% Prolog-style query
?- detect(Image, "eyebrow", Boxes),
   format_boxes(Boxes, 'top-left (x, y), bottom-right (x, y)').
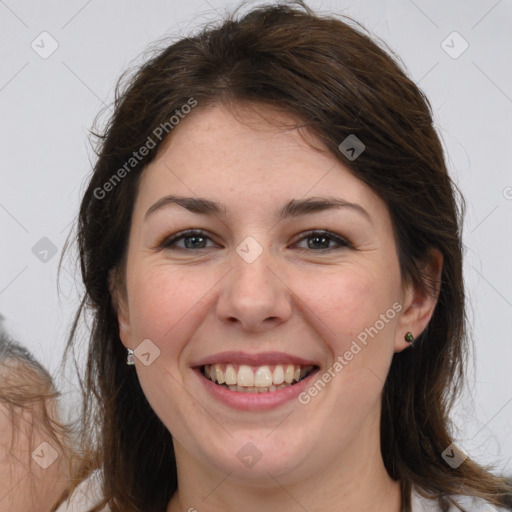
top-left (144, 195), bottom-right (371, 223)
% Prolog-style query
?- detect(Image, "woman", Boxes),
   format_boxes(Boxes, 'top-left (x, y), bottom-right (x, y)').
top-left (59, 1), bottom-right (512, 511)
top-left (0, 318), bottom-right (71, 512)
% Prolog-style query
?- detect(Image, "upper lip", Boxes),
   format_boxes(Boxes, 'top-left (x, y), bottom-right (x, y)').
top-left (191, 351), bottom-right (319, 368)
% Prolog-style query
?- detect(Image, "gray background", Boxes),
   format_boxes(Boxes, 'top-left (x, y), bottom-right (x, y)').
top-left (0, 0), bottom-right (511, 474)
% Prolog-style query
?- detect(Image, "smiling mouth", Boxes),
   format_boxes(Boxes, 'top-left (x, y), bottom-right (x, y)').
top-left (200, 363), bottom-right (317, 393)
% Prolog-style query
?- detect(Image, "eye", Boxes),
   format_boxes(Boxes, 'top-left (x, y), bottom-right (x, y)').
top-left (159, 229), bottom-right (217, 250)
top-left (293, 230), bottom-right (352, 252)
top-left (159, 229), bottom-right (352, 252)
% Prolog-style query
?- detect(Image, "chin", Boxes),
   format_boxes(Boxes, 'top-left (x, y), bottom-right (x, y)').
top-left (200, 434), bottom-right (312, 482)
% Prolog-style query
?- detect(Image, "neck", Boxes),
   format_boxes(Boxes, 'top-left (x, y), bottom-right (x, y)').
top-left (167, 410), bottom-right (401, 512)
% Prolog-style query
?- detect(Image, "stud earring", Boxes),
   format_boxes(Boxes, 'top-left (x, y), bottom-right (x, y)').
top-left (126, 348), bottom-right (135, 365)
top-left (404, 332), bottom-right (415, 345)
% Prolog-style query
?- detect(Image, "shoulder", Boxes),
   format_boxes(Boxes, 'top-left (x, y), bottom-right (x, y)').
top-left (411, 486), bottom-right (508, 512)
top-left (55, 471), bottom-right (110, 512)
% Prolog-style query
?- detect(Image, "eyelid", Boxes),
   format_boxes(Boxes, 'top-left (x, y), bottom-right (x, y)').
top-left (292, 229), bottom-right (353, 250)
top-left (157, 228), bottom-right (353, 251)
top-left (157, 229), bottom-right (218, 249)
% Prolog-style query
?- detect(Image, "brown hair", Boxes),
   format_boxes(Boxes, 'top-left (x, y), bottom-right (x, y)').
top-left (0, 326), bottom-right (73, 511)
top-left (63, 1), bottom-right (512, 511)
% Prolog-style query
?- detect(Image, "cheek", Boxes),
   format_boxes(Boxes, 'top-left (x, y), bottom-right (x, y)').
top-left (128, 270), bottom-right (178, 338)
top-left (297, 263), bottom-right (401, 345)
top-left (125, 263), bottom-right (217, 354)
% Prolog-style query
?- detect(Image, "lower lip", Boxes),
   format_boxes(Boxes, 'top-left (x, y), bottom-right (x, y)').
top-left (193, 367), bottom-right (320, 411)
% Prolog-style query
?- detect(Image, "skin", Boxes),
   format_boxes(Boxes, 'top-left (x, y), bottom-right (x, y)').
top-left (114, 102), bottom-right (442, 512)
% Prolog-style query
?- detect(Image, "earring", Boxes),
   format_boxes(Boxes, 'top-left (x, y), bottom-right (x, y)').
top-left (404, 332), bottom-right (415, 345)
top-left (126, 348), bottom-right (135, 365)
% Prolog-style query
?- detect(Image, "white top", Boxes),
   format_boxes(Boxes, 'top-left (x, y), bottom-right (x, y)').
top-left (410, 488), bottom-right (507, 511)
top-left (56, 472), bottom-right (507, 512)
top-left (55, 471), bottom-right (108, 512)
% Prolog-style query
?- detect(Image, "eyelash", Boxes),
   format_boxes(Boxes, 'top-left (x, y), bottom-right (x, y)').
top-left (159, 229), bottom-right (352, 252)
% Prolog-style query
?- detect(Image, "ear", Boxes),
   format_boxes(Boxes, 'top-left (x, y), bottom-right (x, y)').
top-left (394, 248), bottom-right (443, 353)
top-left (108, 267), bottom-right (132, 349)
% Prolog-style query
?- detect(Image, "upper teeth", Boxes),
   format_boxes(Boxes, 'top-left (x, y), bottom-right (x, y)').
top-left (203, 363), bottom-right (313, 387)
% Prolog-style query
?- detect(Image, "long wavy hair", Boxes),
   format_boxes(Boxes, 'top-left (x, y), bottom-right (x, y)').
top-left (62, 1), bottom-right (512, 511)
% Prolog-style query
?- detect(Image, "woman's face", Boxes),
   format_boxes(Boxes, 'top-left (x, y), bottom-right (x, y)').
top-left (115, 102), bottom-right (431, 485)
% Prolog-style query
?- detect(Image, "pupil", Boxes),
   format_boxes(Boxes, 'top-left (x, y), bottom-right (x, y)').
top-left (309, 236), bottom-right (329, 249)
top-left (185, 236), bottom-right (205, 249)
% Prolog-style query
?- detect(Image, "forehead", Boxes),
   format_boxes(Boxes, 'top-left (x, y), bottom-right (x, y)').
top-left (134, 102), bottom-right (384, 219)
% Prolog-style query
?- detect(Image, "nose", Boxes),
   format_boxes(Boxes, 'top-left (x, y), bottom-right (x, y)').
top-left (215, 245), bottom-right (292, 332)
